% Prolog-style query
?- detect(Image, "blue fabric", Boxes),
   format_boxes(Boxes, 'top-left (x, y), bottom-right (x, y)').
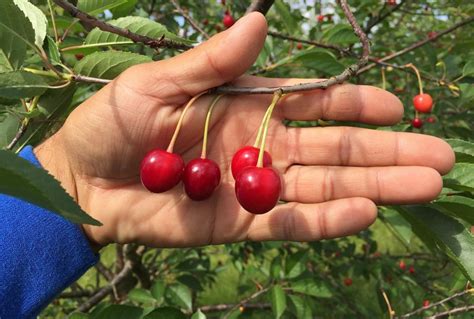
top-left (0, 146), bottom-right (98, 319)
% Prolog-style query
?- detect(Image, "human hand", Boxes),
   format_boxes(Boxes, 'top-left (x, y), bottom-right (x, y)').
top-left (35, 13), bottom-right (454, 249)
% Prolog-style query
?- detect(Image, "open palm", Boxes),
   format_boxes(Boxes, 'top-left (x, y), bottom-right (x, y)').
top-left (36, 13), bottom-right (454, 249)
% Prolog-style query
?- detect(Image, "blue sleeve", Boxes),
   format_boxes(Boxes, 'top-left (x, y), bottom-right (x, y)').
top-left (0, 146), bottom-right (99, 319)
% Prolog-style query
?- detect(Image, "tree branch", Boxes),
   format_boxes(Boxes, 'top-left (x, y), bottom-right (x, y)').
top-left (426, 305), bottom-right (474, 319)
top-left (267, 31), bottom-right (350, 55)
top-left (364, 0), bottom-right (407, 33)
top-left (246, 0), bottom-right (275, 15)
top-left (214, 0), bottom-right (370, 95)
top-left (53, 0), bottom-right (191, 50)
top-left (170, 0), bottom-right (209, 39)
top-left (358, 16), bottom-right (474, 74)
top-left (200, 302), bottom-right (271, 313)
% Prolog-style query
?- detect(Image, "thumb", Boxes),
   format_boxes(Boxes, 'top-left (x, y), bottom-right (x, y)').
top-left (129, 12), bottom-right (268, 97)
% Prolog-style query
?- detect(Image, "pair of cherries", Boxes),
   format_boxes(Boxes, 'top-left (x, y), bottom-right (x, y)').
top-left (140, 145), bottom-right (280, 214)
top-left (411, 93), bottom-right (433, 128)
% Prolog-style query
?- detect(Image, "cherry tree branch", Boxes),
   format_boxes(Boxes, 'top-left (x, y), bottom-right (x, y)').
top-left (170, 0), bottom-right (209, 39)
top-left (53, 0), bottom-right (191, 50)
top-left (358, 16), bottom-right (474, 74)
top-left (267, 31), bottom-right (350, 55)
top-left (214, 0), bottom-right (370, 95)
top-left (427, 305), bottom-right (474, 319)
top-left (246, 0), bottom-right (275, 15)
top-left (364, 0), bottom-right (407, 33)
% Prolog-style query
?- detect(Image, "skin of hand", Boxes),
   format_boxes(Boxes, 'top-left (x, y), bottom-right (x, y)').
top-left (34, 12), bottom-right (455, 249)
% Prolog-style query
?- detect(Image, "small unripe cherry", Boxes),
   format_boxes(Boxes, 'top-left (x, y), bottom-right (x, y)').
top-left (223, 13), bottom-right (235, 28)
top-left (412, 118), bottom-right (423, 129)
top-left (413, 93), bottom-right (433, 113)
top-left (231, 146), bottom-right (272, 179)
top-left (140, 149), bottom-right (184, 193)
top-left (235, 166), bottom-right (281, 214)
top-left (183, 158), bottom-right (221, 201)
top-left (344, 278), bottom-right (353, 286)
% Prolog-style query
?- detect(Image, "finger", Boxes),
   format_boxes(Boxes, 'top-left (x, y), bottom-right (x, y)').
top-left (246, 198), bottom-right (377, 242)
top-left (283, 126), bottom-right (455, 174)
top-left (282, 166), bottom-right (442, 204)
top-left (234, 77), bottom-right (404, 125)
top-left (124, 12), bottom-right (267, 99)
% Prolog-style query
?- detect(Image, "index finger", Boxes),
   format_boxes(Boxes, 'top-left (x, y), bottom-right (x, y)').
top-left (234, 77), bottom-right (404, 125)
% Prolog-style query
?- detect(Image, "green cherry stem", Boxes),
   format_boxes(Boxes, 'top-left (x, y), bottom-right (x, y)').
top-left (257, 91), bottom-right (284, 167)
top-left (167, 91), bottom-right (207, 153)
top-left (201, 95), bottom-right (223, 159)
top-left (253, 103), bottom-right (273, 148)
top-left (405, 63), bottom-right (423, 95)
top-left (381, 67), bottom-right (386, 91)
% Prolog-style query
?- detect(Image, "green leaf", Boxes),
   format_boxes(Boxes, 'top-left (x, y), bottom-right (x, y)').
top-left (443, 163), bottom-right (474, 192)
top-left (462, 60), bottom-right (474, 77)
top-left (69, 313), bottom-right (90, 319)
top-left (46, 36), bottom-right (61, 66)
top-left (0, 0), bottom-right (36, 69)
top-left (0, 49), bottom-right (14, 73)
top-left (77, 0), bottom-right (128, 16)
top-left (285, 250), bottom-right (306, 278)
top-left (128, 288), bottom-right (156, 304)
top-left (143, 307), bottom-right (186, 319)
top-left (110, 0), bottom-right (138, 18)
top-left (323, 24), bottom-right (359, 45)
top-left (274, 0), bottom-right (298, 33)
top-left (288, 295), bottom-right (312, 319)
top-left (291, 279), bottom-right (332, 298)
top-left (13, 0), bottom-right (47, 47)
top-left (73, 51), bottom-right (151, 79)
top-left (191, 309), bottom-right (206, 319)
top-left (0, 150), bottom-right (101, 225)
top-left (398, 206), bottom-right (474, 281)
top-left (0, 71), bottom-right (50, 99)
top-left (445, 139), bottom-right (474, 163)
top-left (167, 283), bottom-right (192, 311)
top-left (0, 105), bottom-right (21, 148)
top-left (434, 196), bottom-right (474, 225)
top-left (270, 285), bottom-right (287, 319)
top-left (293, 48), bottom-right (346, 75)
top-left (151, 280), bottom-right (166, 300)
top-left (84, 16), bottom-right (193, 48)
top-left (92, 305), bottom-right (143, 319)
top-left (379, 206), bottom-right (412, 247)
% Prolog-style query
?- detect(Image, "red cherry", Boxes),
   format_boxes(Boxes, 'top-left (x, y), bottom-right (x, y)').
top-left (296, 42), bottom-right (303, 50)
top-left (231, 146), bottom-right (272, 179)
top-left (399, 260), bottom-right (406, 271)
top-left (409, 265), bottom-right (415, 274)
top-left (423, 300), bottom-right (430, 307)
top-left (235, 167), bottom-right (281, 214)
top-left (317, 15), bottom-right (324, 22)
top-left (427, 116), bottom-right (436, 123)
top-left (223, 13), bottom-right (235, 28)
top-left (413, 93), bottom-right (433, 113)
top-left (412, 118), bottom-right (423, 129)
top-left (183, 158), bottom-right (221, 201)
top-left (140, 149), bottom-right (184, 193)
top-left (75, 53), bottom-right (84, 60)
top-left (428, 31), bottom-right (437, 39)
top-left (344, 278), bottom-right (353, 286)
top-left (202, 18), bottom-right (209, 26)
top-left (387, 0), bottom-right (396, 5)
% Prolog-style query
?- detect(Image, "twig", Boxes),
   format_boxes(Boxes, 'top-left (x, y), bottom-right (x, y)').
top-left (364, 0), bottom-right (407, 33)
top-left (426, 305), bottom-right (474, 319)
top-left (267, 31), bottom-right (350, 55)
top-left (95, 261), bottom-right (114, 281)
top-left (246, 0), bottom-right (275, 15)
top-left (59, 290), bottom-right (94, 299)
top-left (214, 0), bottom-right (369, 95)
top-left (170, 0), bottom-right (209, 39)
top-left (6, 119), bottom-right (29, 150)
top-left (222, 286), bottom-right (271, 319)
top-left (358, 16), bottom-right (474, 74)
top-left (382, 289), bottom-right (396, 319)
top-left (398, 289), bottom-right (474, 318)
top-left (53, 0), bottom-right (191, 50)
top-left (200, 303), bottom-right (271, 313)
top-left (73, 74), bottom-right (111, 84)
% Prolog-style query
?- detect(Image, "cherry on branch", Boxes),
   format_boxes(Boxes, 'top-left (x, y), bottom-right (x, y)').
top-left (413, 94), bottom-right (433, 113)
top-left (140, 149), bottom-right (185, 193)
top-left (183, 158), bottom-right (221, 201)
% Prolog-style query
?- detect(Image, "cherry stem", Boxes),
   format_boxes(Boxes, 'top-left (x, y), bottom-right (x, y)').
top-left (257, 91), bottom-right (283, 167)
top-left (405, 63), bottom-right (423, 95)
top-left (381, 67), bottom-right (386, 91)
top-left (167, 91), bottom-right (207, 153)
top-left (253, 103), bottom-right (273, 148)
top-left (201, 95), bottom-right (223, 159)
